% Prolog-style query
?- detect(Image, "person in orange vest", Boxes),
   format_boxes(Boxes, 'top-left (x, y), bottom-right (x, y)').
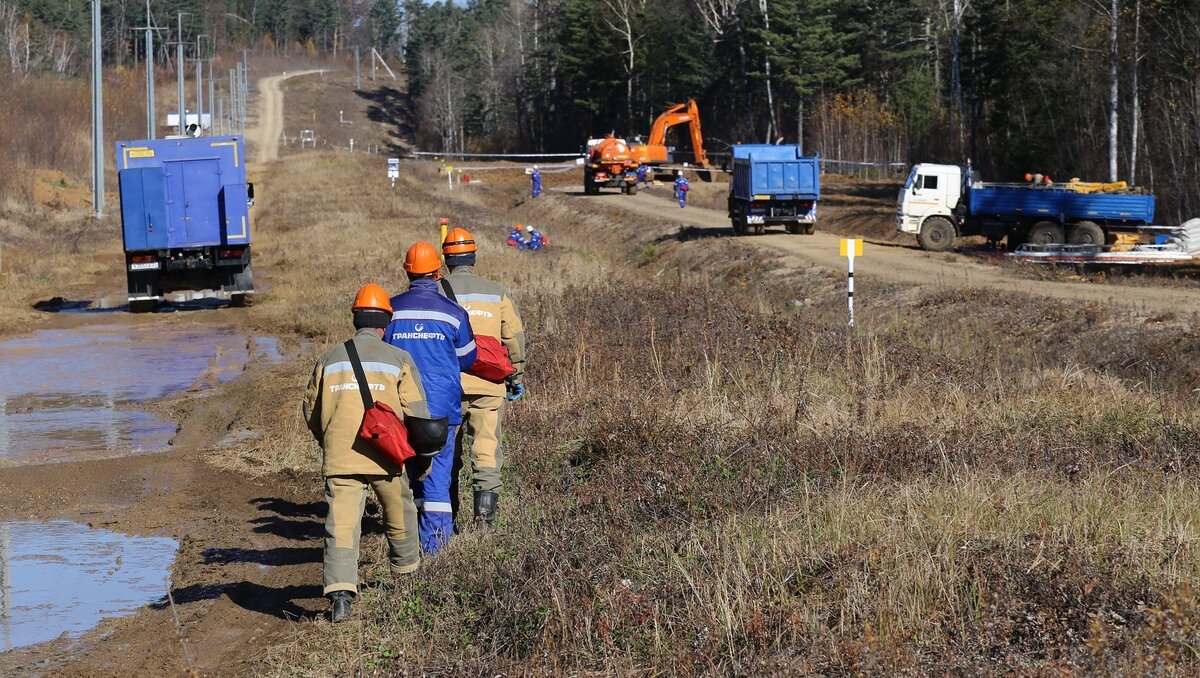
top-left (441, 227), bottom-right (526, 526)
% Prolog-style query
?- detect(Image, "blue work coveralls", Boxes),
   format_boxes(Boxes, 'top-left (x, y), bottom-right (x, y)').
top-left (385, 278), bottom-right (477, 553)
top-left (530, 169), bottom-right (543, 198)
top-left (674, 176), bottom-right (690, 207)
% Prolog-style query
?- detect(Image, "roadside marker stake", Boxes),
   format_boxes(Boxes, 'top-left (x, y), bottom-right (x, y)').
top-left (387, 158), bottom-right (399, 189)
top-left (840, 238), bottom-right (863, 326)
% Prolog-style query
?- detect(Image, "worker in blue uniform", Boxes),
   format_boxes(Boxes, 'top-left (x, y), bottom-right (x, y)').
top-left (674, 170), bottom-right (690, 208)
top-left (385, 241), bottom-right (477, 553)
top-left (530, 166), bottom-right (543, 198)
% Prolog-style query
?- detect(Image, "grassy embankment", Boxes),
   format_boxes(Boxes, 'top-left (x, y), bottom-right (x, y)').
top-left (217, 150), bottom-right (1199, 674)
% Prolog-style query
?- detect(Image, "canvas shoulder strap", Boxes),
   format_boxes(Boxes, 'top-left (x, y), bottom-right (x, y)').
top-left (343, 339), bottom-right (374, 410)
top-left (440, 278), bottom-right (458, 303)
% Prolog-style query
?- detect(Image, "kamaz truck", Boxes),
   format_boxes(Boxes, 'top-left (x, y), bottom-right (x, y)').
top-left (727, 145), bottom-right (820, 235)
top-left (897, 163), bottom-right (1156, 251)
top-left (583, 136), bottom-right (641, 195)
top-left (115, 136), bottom-right (254, 311)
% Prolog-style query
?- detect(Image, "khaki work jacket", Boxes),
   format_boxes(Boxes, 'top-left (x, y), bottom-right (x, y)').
top-left (444, 267), bottom-right (526, 397)
top-left (303, 328), bottom-right (431, 476)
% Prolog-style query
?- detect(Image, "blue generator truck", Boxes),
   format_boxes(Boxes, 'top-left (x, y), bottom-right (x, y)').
top-left (727, 144), bottom-right (820, 235)
top-left (115, 136), bottom-right (254, 311)
top-left (897, 163), bottom-right (1156, 251)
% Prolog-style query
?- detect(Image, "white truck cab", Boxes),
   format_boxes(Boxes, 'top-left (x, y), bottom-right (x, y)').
top-left (896, 163), bottom-right (964, 251)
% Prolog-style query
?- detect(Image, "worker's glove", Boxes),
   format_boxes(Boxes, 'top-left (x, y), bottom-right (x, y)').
top-left (506, 377), bottom-right (525, 401)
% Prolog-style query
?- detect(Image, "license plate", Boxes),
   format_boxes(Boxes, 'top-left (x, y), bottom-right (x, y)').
top-left (129, 262), bottom-right (160, 271)
top-left (747, 215), bottom-right (765, 224)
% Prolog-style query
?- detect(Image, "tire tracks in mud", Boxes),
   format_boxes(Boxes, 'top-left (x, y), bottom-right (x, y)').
top-left (577, 187), bottom-right (1200, 316)
top-left (0, 351), bottom-right (325, 677)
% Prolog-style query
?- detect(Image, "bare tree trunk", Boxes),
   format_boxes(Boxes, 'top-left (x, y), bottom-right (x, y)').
top-left (1129, 0), bottom-right (1141, 184)
top-left (1108, 0), bottom-right (1119, 181)
top-left (760, 0), bottom-right (777, 142)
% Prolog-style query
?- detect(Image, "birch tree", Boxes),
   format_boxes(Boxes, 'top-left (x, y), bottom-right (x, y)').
top-left (601, 0), bottom-right (647, 124)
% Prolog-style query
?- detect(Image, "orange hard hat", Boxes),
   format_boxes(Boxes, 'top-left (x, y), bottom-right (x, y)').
top-left (352, 283), bottom-right (392, 313)
top-left (1024, 173), bottom-right (1033, 182)
top-left (404, 241), bottom-right (442, 276)
top-left (442, 227), bottom-right (477, 255)
top-left (438, 217), bottom-right (450, 226)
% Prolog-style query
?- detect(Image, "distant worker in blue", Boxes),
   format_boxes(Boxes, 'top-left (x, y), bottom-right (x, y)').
top-left (385, 241), bottom-right (477, 554)
top-left (674, 170), bottom-right (690, 208)
top-left (636, 163), bottom-right (649, 187)
top-left (529, 165), bottom-right (543, 198)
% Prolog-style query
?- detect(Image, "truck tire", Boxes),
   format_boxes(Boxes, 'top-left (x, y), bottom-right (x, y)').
top-left (753, 223), bottom-right (765, 236)
top-left (917, 216), bottom-right (955, 252)
top-left (1067, 221), bottom-right (1104, 245)
top-left (731, 217), bottom-right (746, 236)
top-left (129, 299), bottom-right (157, 313)
top-left (786, 222), bottom-right (801, 234)
top-left (804, 223), bottom-right (815, 235)
top-left (628, 184), bottom-right (637, 196)
top-left (1028, 221), bottom-right (1065, 245)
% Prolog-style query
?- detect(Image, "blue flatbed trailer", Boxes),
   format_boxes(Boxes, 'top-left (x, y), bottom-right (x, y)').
top-left (967, 184), bottom-right (1155, 226)
top-left (727, 144), bottom-right (820, 235)
top-left (115, 136), bottom-right (254, 311)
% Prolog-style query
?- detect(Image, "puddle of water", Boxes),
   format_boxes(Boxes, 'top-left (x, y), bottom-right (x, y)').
top-left (0, 324), bottom-right (276, 466)
top-left (0, 520), bottom-right (178, 652)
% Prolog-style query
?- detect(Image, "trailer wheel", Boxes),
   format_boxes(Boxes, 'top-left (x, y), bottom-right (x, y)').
top-left (1028, 221), bottom-right (1065, 245)
top-left (786, 223), bottom-right (801, 234)
top-left (917, 216), bottom-right (955, 252)
top-left (628, 184), bottom-right (637, 196)
top-left (804, 223), bottom-right (815, 235)
top-left (1067, 221), bottom-right (1104, 245)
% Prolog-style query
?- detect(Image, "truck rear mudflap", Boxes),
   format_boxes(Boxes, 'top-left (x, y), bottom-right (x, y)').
top-left (125, 246), bottom-right (254, 310)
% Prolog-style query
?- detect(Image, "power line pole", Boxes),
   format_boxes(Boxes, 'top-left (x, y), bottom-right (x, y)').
top-left (193, 35), bottom-right (208, 132)
top-left (130, 23), bottom-right (166, 139)
top-left (175, 12), bottom-right (190, 135)
top-left (91, 0), bottom-right (103, 219)
top-left (355, 46), bottom-right (361, 90)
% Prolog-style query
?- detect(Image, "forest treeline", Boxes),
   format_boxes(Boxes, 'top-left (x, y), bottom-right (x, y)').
top-left (1, 0), bottom-right (1197, 219)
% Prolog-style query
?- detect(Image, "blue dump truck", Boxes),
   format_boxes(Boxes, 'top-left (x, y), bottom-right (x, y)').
top-left (115, 136), bottom-right (254, 311)
top-left (727, 144), bottom-right (820, 235)
top-left (897, 163), bottom-right (1156, 251)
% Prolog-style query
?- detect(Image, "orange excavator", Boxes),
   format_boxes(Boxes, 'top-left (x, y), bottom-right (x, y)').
top-left (631, 100), bottom-right (711, 168)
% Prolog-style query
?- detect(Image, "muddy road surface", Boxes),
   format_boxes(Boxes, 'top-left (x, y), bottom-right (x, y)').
top-left (0, 308), bottom-right (324, 677)
top-left (572, 184), bottom-right (1200, 315)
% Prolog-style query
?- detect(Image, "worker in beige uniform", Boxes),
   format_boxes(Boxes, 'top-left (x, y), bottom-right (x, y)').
top-left (302, 283), bottom-right (448, 622)
top-left (441, 227), bottom-right (526, 526)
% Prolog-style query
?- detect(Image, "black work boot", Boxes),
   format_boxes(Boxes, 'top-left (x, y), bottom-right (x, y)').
top-left (328, 591), bottom-right (353, 623)
top-left (473, 490), bottom-right (499, 528)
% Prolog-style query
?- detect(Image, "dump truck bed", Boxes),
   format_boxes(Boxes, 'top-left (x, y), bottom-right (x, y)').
top-left (731, 145), bottom-right (820, 201)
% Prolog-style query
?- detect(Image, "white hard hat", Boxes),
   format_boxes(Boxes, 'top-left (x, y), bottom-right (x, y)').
top-left (525, 225), bottom-right (534, 232)
top-left (676, 170), bottom-right (683, 176)
top-left (533, 164), bottom-right (538, 170)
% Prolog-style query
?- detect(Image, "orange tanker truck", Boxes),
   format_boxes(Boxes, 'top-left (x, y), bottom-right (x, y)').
top-left (583, 136), bottom-right (641, 195)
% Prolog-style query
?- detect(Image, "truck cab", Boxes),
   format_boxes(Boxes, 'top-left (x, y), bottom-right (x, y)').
top-left (896, 163), bottom-right (964, 251)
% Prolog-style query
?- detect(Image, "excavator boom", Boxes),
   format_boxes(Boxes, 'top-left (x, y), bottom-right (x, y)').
top-left (633, 99), bottom-right (710, 168)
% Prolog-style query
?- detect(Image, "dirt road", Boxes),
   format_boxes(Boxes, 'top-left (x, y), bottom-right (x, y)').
top-left (248, 70), bottom-right (323, 163)
top-left (585, 187), bottom-right (1200, 315)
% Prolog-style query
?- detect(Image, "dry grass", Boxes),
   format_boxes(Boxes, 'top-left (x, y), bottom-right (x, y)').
top-left (209, 148), bottom-right (1200, 675)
